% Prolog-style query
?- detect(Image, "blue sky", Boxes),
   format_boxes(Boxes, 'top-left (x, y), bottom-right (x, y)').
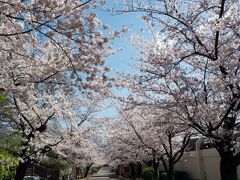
top-left (96, 8), bottom-right (149, 73)
top-left (93, 7), bottom-right (149, 118)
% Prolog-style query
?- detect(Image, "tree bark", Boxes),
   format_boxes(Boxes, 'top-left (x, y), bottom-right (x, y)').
top-left (153, 160), bottom-right (159, 179)
top-left (136, 162), bottom-right (142, 178)
top-left (167, 161), bottom-right (174, 180)
top-left (14, 161), bottom-right (29, 180)
top-left (220, 159), bottom-right (238, 180)
top-left (215, 135), bottom-right (239, 180)
top-left (84, 163), bottom-right (93, 178)
top-left (129, 162), bottom-right (136, 178)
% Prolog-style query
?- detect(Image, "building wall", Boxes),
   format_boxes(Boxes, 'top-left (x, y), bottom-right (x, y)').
top-left (175, 151), bottom-right (201, 180)
top-left (160, 148), bottom-right (240, 180)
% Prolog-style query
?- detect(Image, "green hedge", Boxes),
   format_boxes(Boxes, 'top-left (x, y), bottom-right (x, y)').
top-left (142, 167), bottom-right (155, 180)
top-left (0, 151), bottom-right (18, 180)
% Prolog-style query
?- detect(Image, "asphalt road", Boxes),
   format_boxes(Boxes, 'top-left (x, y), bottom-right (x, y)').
top-left (86, 166), bottom-right (119, 180)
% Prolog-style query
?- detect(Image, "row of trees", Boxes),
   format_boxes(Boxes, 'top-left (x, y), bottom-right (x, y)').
top-left (104, 106), bottom-right (191, 180)
top-left (0, 1), bottom-right (239, 180)
top-left (0, 0), bottom-right (113, 179)
top-left (104, 1), bottom-right (240, 180)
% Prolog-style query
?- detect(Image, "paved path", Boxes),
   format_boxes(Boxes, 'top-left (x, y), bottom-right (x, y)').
top-left (87, 166), bottom-right (119, 180)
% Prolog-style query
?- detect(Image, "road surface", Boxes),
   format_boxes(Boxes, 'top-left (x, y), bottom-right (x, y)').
top-left (87, 166), bottom-right (119, 180)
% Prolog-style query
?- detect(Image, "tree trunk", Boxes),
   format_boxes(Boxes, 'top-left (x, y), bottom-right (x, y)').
top-left (129, 162), bottom-right (136, 178)
top-left (84, 163), bottom-right (93, 178)
top-left (14, 161), bottom-right (29, 180)
top-left (167, 162), bottom-right (174, 180)
top-left (220, 159), bottom-right (238, 180)
top-left (136, 162), bottom-right (142, 178)
top-left (215, 137), bottom-right (239, 180)
top-left (153, 160), bottom-right (159, 179)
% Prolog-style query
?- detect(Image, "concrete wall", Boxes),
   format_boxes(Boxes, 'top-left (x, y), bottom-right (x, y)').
top-left (160, 148), bottom-right (240, 180)
top-left (175, 151), bottom-right (201, 180)
top-left (175, 149), bottom-right (221, 180)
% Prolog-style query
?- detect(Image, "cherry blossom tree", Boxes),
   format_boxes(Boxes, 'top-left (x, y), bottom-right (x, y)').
top-left (118, 0), bottom-right (240, 180)
top-left (55, 99), bottom-right (110, 178)
top-left (56, 125), bottom-right (106, 178)
top-left (0, 1), bottom-right (115, 179)
top-left (104, 118), bottom-right (150, 166)
top-left (1, 86), bottom-right (110, 180)
top-left (104, 106), bottom-right (191, 180)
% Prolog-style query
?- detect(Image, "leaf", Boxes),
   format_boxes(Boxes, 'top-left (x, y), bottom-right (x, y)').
top-left (0, 93), bottom-right (7, 104)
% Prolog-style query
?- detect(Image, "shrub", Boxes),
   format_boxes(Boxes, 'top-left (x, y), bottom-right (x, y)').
top-left (142, 167), bottom-right (155, 180)
top-left (0, 151), bottom-right (18, 180)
